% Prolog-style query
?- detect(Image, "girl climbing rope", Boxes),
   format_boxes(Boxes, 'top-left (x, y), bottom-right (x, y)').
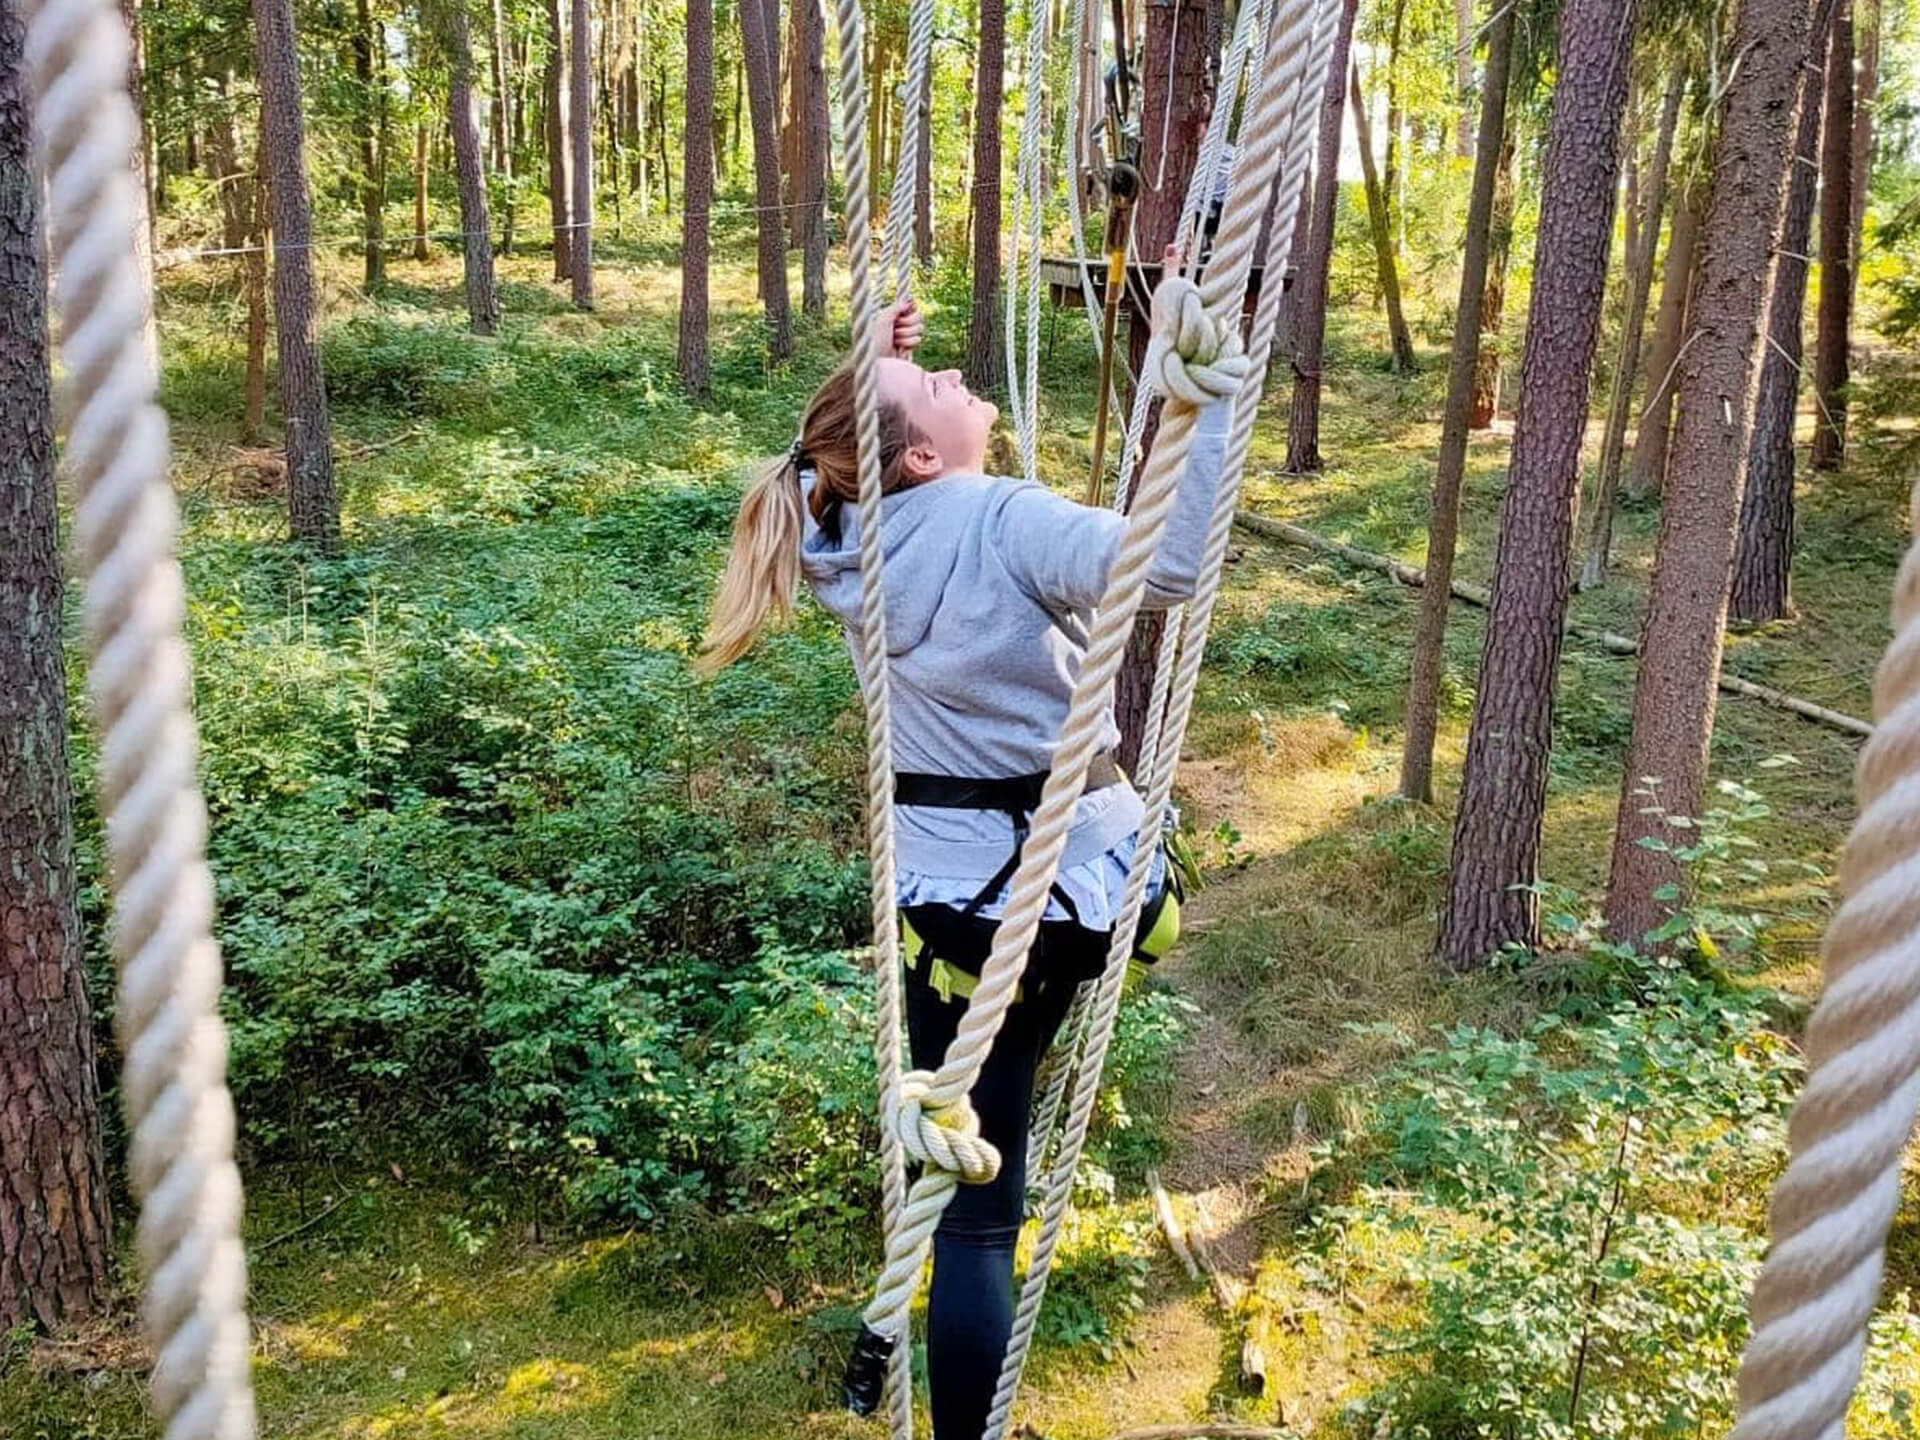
top-left (699, 273), bottom-right (1221, 1440)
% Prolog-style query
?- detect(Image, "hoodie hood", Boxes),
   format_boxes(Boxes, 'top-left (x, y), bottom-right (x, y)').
top-left (799, 471), bottom-right (979, 657)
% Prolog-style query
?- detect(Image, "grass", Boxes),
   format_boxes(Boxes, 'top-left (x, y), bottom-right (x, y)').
top-left (6, 227), bottom-right (1918, 1439)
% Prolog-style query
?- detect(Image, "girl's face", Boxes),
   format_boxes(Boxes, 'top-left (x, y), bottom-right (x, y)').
top-left (878, 358), bottom-right (998, 477)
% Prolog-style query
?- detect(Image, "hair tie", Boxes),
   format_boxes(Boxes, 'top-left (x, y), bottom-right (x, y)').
top-left (788, 438), bottom-right (807, 470)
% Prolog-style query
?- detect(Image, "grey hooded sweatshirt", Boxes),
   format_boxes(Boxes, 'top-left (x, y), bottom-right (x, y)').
top-left (799, 401), bottom-right (1231, 887)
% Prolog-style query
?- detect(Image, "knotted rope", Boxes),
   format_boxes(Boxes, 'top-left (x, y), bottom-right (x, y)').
top-left (1730, 478), bottom-right (1920, 1440)
top-left (23, 0), bottom-right (256, 1435)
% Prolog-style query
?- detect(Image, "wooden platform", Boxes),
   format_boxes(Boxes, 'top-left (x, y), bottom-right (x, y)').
top-left (1039, 256), bottom-right (1284, 318)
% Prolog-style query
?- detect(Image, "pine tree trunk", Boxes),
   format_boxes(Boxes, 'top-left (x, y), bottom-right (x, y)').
top-left (1809, 0), bottom-right (1852, 470)
top-left (546, 0), bottom-right (573, 277)
top-left (739, 0), bottom-right (792, 356)
top-left (679, 0), bottom-right (713, 392)
top-left (1350, 61), bottom-right (1415, 373)
top-left (0, 9), bottom-right (116, 1331)
top-left (799, 0), bottom-right (827, 316)
top-left (1732, 4), bottom-right (1832, 623)
top-left (1383, 0), bottom-right (1405, 245)
top-left (255, 0), bottom-right (340, 550)
top-left (120, 0), bottom-right (154, 257)
top-left (914, 54), bottom-right (933, 263)
top-left (1113, 0), bottom-right (1224, 776)
top-left (1399, 0), bottom-right (1515, 805)
top-left (1468, 131), bottom-right (1514, 427)
top-left (245, 132), bottom-right (269, 444)
top-left (784, 0), bottom-right (803, 231)
top-left (491, 0), bottom-right (516, 253)
top-left (1285, 0), bottom-right (1361, 473)
top-left (445, 6), bottom-right (501, 334)
top-left (1625, 173), bottom-right (1703, 499)
top-left (1580, 69), bottom-right (1686, 588)
top-left (1603, 0), bottom-right (1823, 946)
top-left (569, 0), bottom-right (594, 305)
top-left (1436, 0), bottom-right (1637, 972)
top-left (966, 0), bottom-right (1006, 387)
top-left (351, 0), bottom-right (386, 288)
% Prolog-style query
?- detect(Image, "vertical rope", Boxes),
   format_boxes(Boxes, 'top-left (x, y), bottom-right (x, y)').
top-left (828, 0), bottom-right (913, 1429)
top-left (985, 3), bottom-right (1332, 1432)
top-left (23, 0), bottom-right (257, 1436)
top-left (1729, 479), bottom-right (1920, 1440)
top-left (885, 0), bottom-right (935, 298)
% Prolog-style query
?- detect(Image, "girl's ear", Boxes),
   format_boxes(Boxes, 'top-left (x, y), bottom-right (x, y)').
top-left (903, 443), bottom-right (944, 482)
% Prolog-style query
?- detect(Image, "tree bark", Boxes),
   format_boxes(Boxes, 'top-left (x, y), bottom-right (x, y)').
top-left (350, 0), bottom-right (386, 289)
top-left (914, 48), bottom-right (933, 264)
top-left (444, 5), bottom-right (501, 334)
top-left (1436, 0), bottom-right (1637, 972)
top-left (569, 0), bottom-right (594, 305)
top-left (1350, 61), bottom-right (1416, 373)
top-left (1285, 0), bottom-right (1361, 472)
top-left (738, 0), bottom-right (793, 357)
top-left (1114, 0), bottom-right (1225, 776)
top-left (1809, 0), bottom-right (1853, 470)
top-left (798, 0), bottom-right (827, 317)
top-left (1468, 128), bottom-right (1514, 428)
top-left (1383, 0), bottom-right (1406, 249)
top-left (545, 0), bottom-right (573, 278)
top-left (1732, 4), bottom-right (1833, 623)
top-left (0, 5), bottom-right (116, 1330)
top-left (678, 0), bottom-right (713, 392)
top-left (1580, 68), bottom-right (1686, 588)
top-left (255, 0), bottom-right (340, 550)
top-left (1625, 171), bottom-right (1703, 499)
top-left (967, 0), bottom-right (1006, 387)
top-left (491, 0), bottom-right (516, 253)
top-left (1399, 0), bottom-right (1516, 805)
top-left (1604, 0), bottom-right (1823, 946)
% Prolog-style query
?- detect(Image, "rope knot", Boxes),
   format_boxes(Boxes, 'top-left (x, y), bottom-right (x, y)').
top-left (1143, 274), bottom-right (1250, 408)
top-left (893, 1072), bottom-right (1001, 1184)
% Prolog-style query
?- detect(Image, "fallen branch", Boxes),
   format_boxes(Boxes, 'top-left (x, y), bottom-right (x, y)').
top-left (1146, 1168), bottom-right (1201, 1282)
top-left (1232, 511), bottom-right (1873, 740)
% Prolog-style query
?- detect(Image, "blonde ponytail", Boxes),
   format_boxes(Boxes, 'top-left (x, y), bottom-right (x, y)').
top-left (698, 455), bottom-right (806, 674)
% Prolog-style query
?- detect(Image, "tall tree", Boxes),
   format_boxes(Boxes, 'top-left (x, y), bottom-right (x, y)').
top-left (679, 0), bottom-right (714, 392)
top-left (966, 0), bottom-right (1006, 386)
top-left (255, 0), bottom-right (340, 549)
top-left (797, 0), bottom-right (828, 313)
top-left (490, 0), bottom-right (516, 252)
top-left (1436, 0), bottom-right (1637, 971)
top-left (412, 117), bottom-right (431, 260)
top-left (1351, 60), bottom-right (1416, 373)
top-left (1732, 0), bottom-right (1833, 622)
top-left (1604, 0), bottom-right (1824, 944)
top-left (1848, 0), bottom-right (1877, 308)
top-left (569, 0), bottom-right (593, 305)
top-left (1113, 0), bottom-right (1224, 775)
top-left (0, 0), bottom-right (115, 1330)
top-left (244, 129), bottom-right (269, 442)
top-left (545, 0), bottom-right (572, 278)
top-left (1399, 0), bottom-right (1517, 805)
top-left (1468, 129), bottom-right (1515, 427)
top-left (1624, 171), bottom-right (1703, 499)
top-left (444, 1), bottom-right (501, 334)
top-left (1285, 0), bottom-right (1362, 472)
top-left (738, 0), bottom-right (793, 356)
top-left (1809, 0), bottom-right (1853, 470)
top-left (1455, 0), bottom-right (1473, 157)
top-left (349, 0), bottom-right (387, 289)
top-left (1580, 67), bottom-right (1686, 588)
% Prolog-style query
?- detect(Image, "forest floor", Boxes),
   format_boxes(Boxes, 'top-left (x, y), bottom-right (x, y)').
top-left (7, 235), bottom-right (1920, 1440)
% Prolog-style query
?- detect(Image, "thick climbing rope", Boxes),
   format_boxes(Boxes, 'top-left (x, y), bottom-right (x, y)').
top-left (23, 0), bottom-right (256, 1436)
top-left (1108, 0), bottom-right (1260, 511)
top-left (883, 0), bottom-right (935, 298)
top-left (1730, 479), bottom-right (1920, 1440)
top-left (984, 10), bottom-right (1333, 1438)
top-left (828, 0), bottom-right (916, 1427)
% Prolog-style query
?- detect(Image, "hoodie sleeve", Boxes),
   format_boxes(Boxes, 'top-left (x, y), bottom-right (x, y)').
top-left (990, 397), bottom-right (1234, 613)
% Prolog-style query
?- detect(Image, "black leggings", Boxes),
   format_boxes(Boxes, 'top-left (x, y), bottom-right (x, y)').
top-left (901, 908), bottom-right (1108, 1440)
